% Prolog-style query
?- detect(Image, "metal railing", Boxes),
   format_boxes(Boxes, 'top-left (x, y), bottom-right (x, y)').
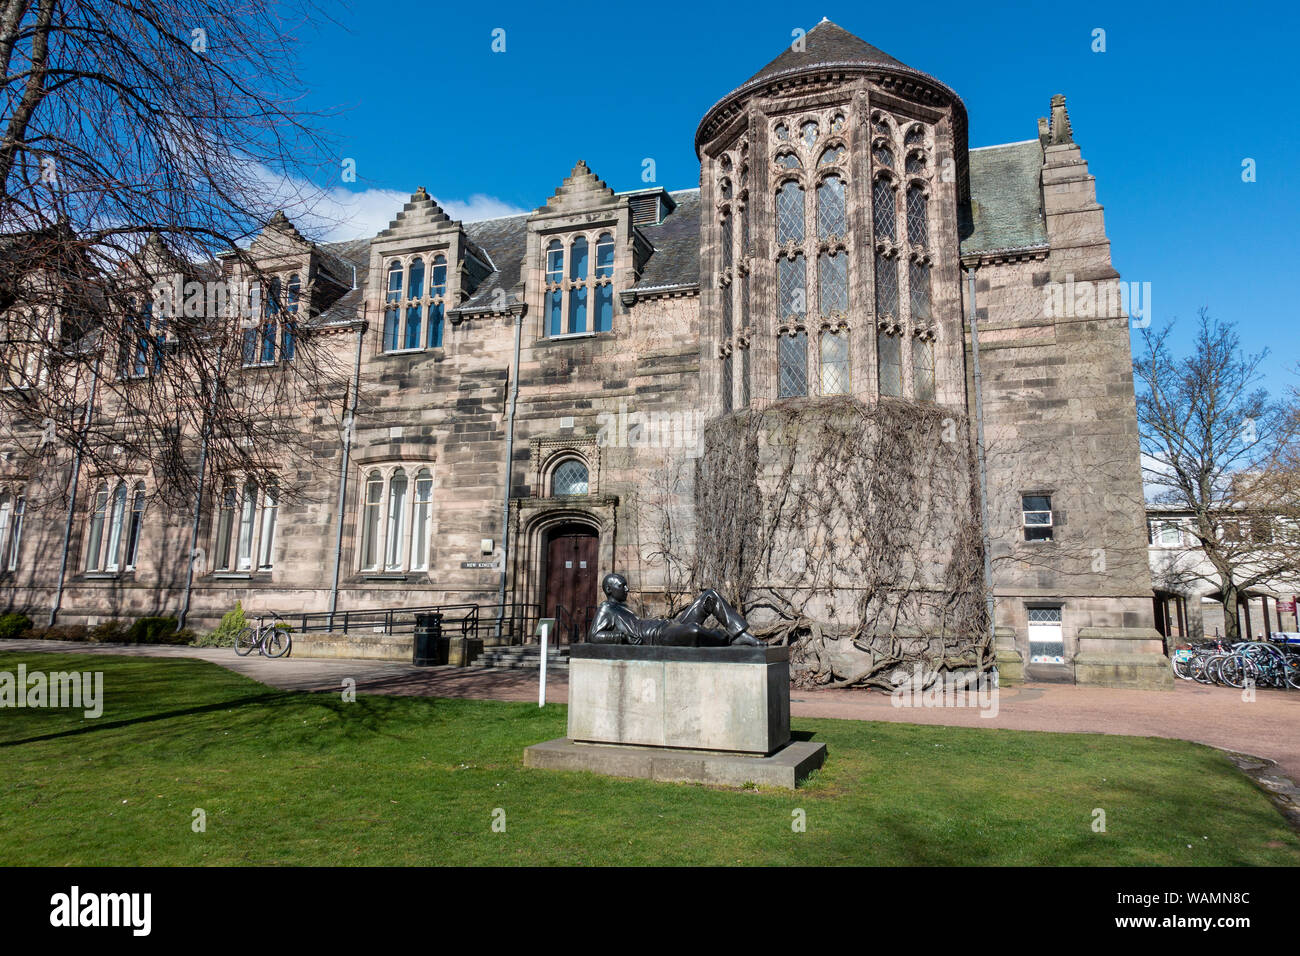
top-left (280, 602), bottom-right (541, 644)
top-left (552, 604), bottom-right (595, 646)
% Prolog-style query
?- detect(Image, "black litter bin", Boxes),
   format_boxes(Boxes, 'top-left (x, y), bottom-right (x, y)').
top-left (413, 612), bottom-right (446, 666)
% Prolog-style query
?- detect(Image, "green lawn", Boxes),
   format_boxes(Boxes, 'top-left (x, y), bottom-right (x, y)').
top-left (0, 651), bottom-right (1296, 865)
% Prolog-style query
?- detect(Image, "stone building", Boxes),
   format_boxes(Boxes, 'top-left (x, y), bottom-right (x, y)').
top-left (0, 21), bottom-right (1169, 686)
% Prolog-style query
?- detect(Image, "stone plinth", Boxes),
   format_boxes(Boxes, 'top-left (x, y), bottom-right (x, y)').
top-left (524, 737), bottom-right (825, 789)
top-left (526, 643), bottom-right (825, 789)
top-left (566, 644), bottom-right (790, 755)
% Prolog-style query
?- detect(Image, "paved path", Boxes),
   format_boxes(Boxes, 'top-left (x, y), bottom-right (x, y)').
top-left (5, 640), bottom-right (1298, 780)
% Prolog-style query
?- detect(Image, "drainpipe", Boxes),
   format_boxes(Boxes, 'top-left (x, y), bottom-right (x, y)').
top-left (49, 356), bottom-right (100, 626)
top-left (177, 344), bottom-right (224, 631)
top-left (966, 266), bottom-right (997, 655)
top-left (328, 317), bottom-right (367, 630)
top-left (495, 303), bottom-right (525, 639)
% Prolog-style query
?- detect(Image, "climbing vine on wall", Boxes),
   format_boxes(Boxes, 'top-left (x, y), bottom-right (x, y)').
top-left (693, 396), bottom-right (991, 688)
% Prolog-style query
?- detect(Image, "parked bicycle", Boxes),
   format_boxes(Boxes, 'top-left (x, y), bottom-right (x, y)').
top-left (234, 615), bottom-right (293, 658)
top-left (1172, 638), bottom-right (1300, 689)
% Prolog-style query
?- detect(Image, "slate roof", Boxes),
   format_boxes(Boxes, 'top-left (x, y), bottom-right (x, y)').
top-left (960, 140), bottom-right (1048, 256)
top-left (630, 189), bottom-right (700, 292)
top-left (458, 212), bottom-right (530, 312)
top-left (742, 19), bottom-right (911, 88)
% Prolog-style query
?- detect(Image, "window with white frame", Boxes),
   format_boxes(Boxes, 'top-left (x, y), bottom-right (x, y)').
top-left (545, 232), bottom-right (615, 337)
top-left (1022, 494), bottom-right (1053, 542)
top-left (0, 489), bottom-right (25, 572)
top-left (383, 255), bottom-right (447, 352)
top-left (84, 479), bottom-right (145, 572)
top-left (212, 478), bottom-right (278, 572)
top-left (358, 465), bottom-right (434, 573)
top-left (1150, 520), bottom-right (1182, 547)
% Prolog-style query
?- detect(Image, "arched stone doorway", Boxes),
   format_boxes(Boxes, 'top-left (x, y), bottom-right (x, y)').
top-left (543, 522), bottom-right (599, 627)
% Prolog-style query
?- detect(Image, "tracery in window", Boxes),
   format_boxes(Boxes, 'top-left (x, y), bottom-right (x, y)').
top-left (776, 181), bottom-right (805, 244)
top-left (818, 145), bottom-right (846, 167)
top-left (817, 176), bottom-right (846, 239)
top-left (358, 464), bottom-right (435, 573)
top-left (820, 329), bottom-right (849, 396)
top-left (872, 178), bottom-right (896, 243)
top-left (800, 121), bottom-right (819, 149)
top-left (212, 478), bottom-right (277, 572)
top-left (906, 186), bottom-right (930, 248)
top-left (594, 233), bottom-right (615, 332)
top-left (383, 255), bottom-right (447, 352)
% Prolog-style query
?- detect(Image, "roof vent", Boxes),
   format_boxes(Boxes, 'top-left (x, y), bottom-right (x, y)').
top-left (624, 189), bottom-right (676, 226)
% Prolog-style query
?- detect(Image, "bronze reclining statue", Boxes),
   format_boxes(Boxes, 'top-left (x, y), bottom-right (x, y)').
top-left (587, 572), bottom-right (761, 647)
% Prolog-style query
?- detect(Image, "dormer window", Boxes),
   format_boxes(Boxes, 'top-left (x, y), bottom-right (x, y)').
top-left (383, 254), bottom-right (448, 353)
top-left (546, 232), bottom-right (615, 337)
top-left (242, 274), bottom-right (297, 366)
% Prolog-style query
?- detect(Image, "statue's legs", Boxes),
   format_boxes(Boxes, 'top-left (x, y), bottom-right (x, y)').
top-left (669, 588), bottom-right (751, 642)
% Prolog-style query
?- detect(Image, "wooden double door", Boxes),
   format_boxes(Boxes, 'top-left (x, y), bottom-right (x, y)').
top-left (543, 524), bottom-right (599, 631)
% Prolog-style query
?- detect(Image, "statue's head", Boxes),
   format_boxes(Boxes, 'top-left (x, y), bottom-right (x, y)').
top-left (601, 572), bottom-right (629, 603)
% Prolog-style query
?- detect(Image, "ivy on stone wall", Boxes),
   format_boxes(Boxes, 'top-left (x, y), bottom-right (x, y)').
top-left (694, 396), bottom-right (991, 688)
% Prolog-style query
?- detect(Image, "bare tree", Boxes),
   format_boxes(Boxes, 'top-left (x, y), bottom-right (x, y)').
top-left (0, 0), bottom-right (348, 505)
top-left (1135, 309), bottom-right (1300, 640)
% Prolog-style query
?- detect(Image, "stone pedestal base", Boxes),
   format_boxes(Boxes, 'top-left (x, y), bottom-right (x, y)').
top-left (526, 644), bottom-right (822, 788)
top-left (1073, 627), bottom-right (1173, 690)
top-left (566, 644), bottom-right (790, 755)
top-left (524, 738), bottom-right (826, 789)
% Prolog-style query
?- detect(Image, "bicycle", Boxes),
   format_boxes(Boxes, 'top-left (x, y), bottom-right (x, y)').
top-left (234, 615), bottom-right (292, 658)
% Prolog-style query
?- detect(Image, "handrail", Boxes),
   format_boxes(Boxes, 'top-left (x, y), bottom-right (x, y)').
top-left (251, 601), bottom-right (540, 641)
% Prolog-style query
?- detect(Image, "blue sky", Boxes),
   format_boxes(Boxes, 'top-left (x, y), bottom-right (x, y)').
top-left (290, 0), bottom-right (1297, 395)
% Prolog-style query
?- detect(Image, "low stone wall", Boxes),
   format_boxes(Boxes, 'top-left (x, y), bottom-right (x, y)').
top-left (291, 632), bottom-right (412, 662)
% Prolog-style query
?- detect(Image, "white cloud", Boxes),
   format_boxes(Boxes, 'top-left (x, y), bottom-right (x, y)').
top-left (249, 166), bottom-right (527, 243)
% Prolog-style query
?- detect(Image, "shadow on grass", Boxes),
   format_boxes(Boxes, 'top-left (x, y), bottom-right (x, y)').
top-left (0, 689), bottom-right (442, 750)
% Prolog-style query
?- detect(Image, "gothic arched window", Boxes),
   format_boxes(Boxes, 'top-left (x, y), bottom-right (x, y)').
top-left (383, 260), bottom-right (403, 352)
top-left (776, 181), bottom-right (804, 244)
top-left (568, 236), bottom-right (589, 333)
top-left (552, 458), bottom-right (589, 496)
top-left (545, 240), bottom-right (564, 337)
top-left (404, 257), bottom-right (425, 350)
top-left (594, 233), bottom-right (615, 332)
top-left (427, 255), bottom-right (446, 348)
top-left (906, 186), bottom-right (929, 248)
top-left (817, 176), bottom-right (846, 240)
top-left (872, 179), bottom-right (896, 243)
